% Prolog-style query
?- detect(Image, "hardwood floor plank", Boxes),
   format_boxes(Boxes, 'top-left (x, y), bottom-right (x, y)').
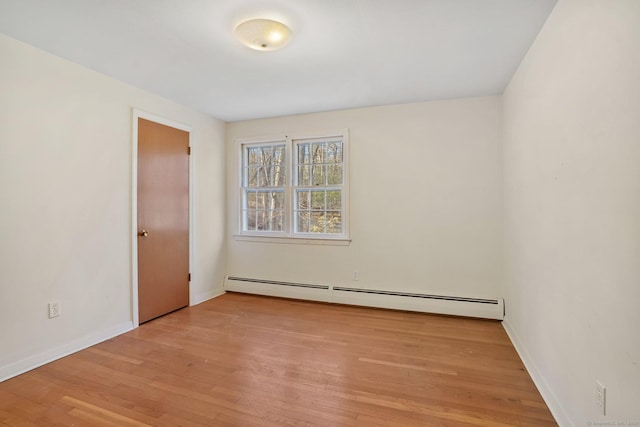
top-left (85, 348), bottom-right (144, 365)
top-left (0, 293), bottom-right (557, 426)
top-left (61, 396), bottom-right (153, 426)
top-left (0, 410), bottom-right (41, 427)
top-left (358, 356), bottom-right (459, 375)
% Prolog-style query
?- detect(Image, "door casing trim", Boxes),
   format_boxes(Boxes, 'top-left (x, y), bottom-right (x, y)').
top-left (131, 109), bottom-right (193, 327)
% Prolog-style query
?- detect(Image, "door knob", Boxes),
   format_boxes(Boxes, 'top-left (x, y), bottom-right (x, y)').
top-left (138, 229), bottom-right (149, 237)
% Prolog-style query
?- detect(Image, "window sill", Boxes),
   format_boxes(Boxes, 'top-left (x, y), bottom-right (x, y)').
top-left (233, 235), bottom-right (351, 246)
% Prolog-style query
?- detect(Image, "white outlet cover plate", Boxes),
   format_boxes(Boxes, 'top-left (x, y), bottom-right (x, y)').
top-left (48, 302), bottom-right (60, 318)
top-left (596, 380), bottom-right (606, 416)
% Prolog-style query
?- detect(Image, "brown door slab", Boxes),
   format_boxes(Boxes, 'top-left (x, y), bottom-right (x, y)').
top-left (137, 118), bottom-right (189, 323)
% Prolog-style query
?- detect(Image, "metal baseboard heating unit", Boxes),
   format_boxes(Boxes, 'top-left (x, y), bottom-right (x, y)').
top-left (224, 276), bottom-right (504, 320)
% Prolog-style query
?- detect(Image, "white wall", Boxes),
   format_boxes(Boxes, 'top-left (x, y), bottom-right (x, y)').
top-left (226, 97), bottom-right (503, 299)
top-left (502, 0), bottom-right (640, 424)
top-left (0, 34), bottom-right (226, 380)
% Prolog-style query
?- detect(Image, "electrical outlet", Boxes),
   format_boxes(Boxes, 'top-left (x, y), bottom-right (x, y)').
top-left (596, 380), bottom-right (606, 416)
top-left (352, 270), bottom-right (359, 281)
top-left (48, 302), bottom-right (60, 318)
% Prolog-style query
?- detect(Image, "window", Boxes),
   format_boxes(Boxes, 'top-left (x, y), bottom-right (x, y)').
top-left (239, 130), bottom-right (349, 241)
top-left (294, 138), bottom-right (343, 234)
top-left (241, 142), bottom-right (286, 232)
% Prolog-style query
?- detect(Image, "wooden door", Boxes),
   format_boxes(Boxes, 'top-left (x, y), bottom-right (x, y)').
top-left (137, 118), bottom-right (190, 323)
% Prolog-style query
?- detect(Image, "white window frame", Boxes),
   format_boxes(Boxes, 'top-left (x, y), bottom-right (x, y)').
top-left (236, 129), bottom-right (350, 244)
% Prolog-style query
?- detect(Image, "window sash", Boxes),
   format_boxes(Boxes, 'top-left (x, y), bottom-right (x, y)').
top-left (293, 188), bottom-right (342, 234)
top-left (242, 189), bottom-right (286, 232)
top-left (241, 141), bottom-right (287, 188)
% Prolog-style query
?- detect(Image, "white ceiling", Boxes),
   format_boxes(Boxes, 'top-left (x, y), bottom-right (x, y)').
top-left (0, 0), bottom-right (557, 122)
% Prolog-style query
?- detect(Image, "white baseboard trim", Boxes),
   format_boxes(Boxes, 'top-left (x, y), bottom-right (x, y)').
top-left (502, 317), bottom-right (572, 427)
top-left (0, 321), bottom-right (134, 383)
top-left (225, 276), bottom-right (504, 320)
top-left (191, 288), bottom-right (225, 306)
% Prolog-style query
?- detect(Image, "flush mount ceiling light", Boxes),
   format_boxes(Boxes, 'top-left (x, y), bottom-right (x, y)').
top-left (234, 18), bottom-right (292, 51)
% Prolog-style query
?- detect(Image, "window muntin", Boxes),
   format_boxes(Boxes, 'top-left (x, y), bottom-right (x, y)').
top-left (239, 131), bottom-right (348, 240)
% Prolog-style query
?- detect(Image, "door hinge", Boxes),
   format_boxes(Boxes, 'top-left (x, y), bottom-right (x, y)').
top-left (188, 273), bottom-right (191, 281)
top-left (188, 146), bottom-right (191, 155)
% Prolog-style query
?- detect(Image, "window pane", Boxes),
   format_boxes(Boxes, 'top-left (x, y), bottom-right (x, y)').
top-left (327, 142), bottom-right (342, 163)
top-left (265, 192), bottom-right (273, 209)
top-left (272, 146), bottom-right (286, 185)
top-left (255, 210), bottom-right (265, 231)
top-left (268, 167), bottom-right (277, 186)
top-left (246, 210), bottom-right (256, 231)
top-left (257, 166), bottom-right (269, 187)
top-left (298, 143), bottom-right (311, 165)
top-left (310, 212), bottom-right (326, 233)
top-left (298, 166), bottom-right (311, 186)
top-left (271, 191), bottom-right (285, 209)
top-left (327, 165), bottom-right (342, 185)
top-left (272, 210), bottom-right (285, 231)
top-left (312, 164), bottom-right (326, 186)
top-left (254, 191), bottom-right (264, 210)
top-left (326, 191), bottom-right (341, 210)
top-left (326, 212), bottom-right (342, 233)
top-left (260, 146), bottom-right (273, 164)
top-left (273, 164), bottom-right (286, 186)
top-left (246, 191), bottom-right (256, 209)
top-left (297, 190), bottom-right (309, 209)
top-left (311, 190), bottom-right (325, 210)
top-left (261, 210), bottom-right (282, 232)
top-left (247, 147), bottom-right (261, 166)
top-left (260, 211), bottom-right (281, 231)
top-left (246, 166), bottom-right (259, 187)
top-left (311, 143), bottom-right (326, 164)
top-left (296, 212), bottom-right (310, 233)
top-left (273, 145), bottom-right (286, 164)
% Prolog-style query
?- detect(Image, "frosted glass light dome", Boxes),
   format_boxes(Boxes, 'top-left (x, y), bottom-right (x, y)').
top-left (234, 19), bottom-right (292, 51)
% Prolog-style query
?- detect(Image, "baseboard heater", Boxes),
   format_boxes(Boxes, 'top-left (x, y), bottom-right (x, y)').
top-left (224, 276), bottom-right (504, 320)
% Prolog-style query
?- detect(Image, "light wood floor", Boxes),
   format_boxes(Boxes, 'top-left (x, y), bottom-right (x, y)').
top-left (0, 293), bottom-right (557, 426)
